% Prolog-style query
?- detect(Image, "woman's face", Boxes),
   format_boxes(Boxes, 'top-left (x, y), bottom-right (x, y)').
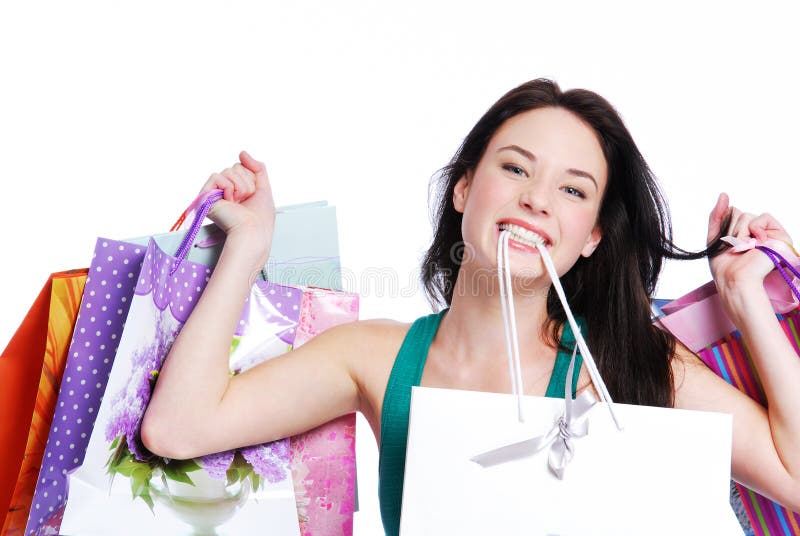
top-left (453, 106), bottom-right (608, 287)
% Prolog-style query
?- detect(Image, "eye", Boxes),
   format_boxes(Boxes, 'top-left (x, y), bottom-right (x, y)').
top-left (561, 186), bottom-right (586, 199)
top-left (502, 163), bottom-right (528, 178)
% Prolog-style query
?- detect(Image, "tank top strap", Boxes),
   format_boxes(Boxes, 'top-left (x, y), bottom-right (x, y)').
top-left (544, 316), bottom-right (587, 399)
top-left (378, 309), bottom-right (446, 536)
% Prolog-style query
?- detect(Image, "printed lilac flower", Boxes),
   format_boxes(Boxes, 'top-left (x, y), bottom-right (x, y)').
top-left (105, 307), bottom-right (177, 461)
top-left (241, 439), bottom-right (290, 483)
top-left (198, 449), bottom-right (236, 480)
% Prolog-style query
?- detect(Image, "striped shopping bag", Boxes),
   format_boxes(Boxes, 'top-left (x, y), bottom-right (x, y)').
top-left (657, 242), bottom-right (800, 536)
top-left (696, 311), bottom-right (800, 535)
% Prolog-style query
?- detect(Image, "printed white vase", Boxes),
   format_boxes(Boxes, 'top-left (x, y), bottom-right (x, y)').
top-left (150, 468), bottom-right (252, 535)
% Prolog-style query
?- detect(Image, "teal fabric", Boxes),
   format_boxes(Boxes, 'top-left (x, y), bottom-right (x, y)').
top-left (377, 311), bottom-right (586, 536)
top-left (545, 317), bottom-right (585, 399)
top-left (378, 310), bottom-right (445, 536)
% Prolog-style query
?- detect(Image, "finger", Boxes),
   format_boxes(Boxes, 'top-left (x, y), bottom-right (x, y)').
top-left (229, 163), bottom-right (257, 197)
top-left (200, 173), bottom-right (223, 194)
top-left (206, 199), bottom-right (239, 232)
top-left (730, 209), bottom-right (754, 240)
top-left (707, 192), bottom-right (729, 244)
top-left (213, 174), bottom-right (236, 202)
top-left (220, 167), bottom-right (253, 203)
top-left (201, 172), bottom-right (234, 199)
top-left (749, 212), bottom-right (791, 243)
top-left (239, 150), bottom-right (269, 188)
top-left (727, 208), bottom-right (744, 237)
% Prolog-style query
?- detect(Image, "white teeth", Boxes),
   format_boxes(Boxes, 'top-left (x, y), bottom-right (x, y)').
top-left (498, 223), bottom-right (547, 247)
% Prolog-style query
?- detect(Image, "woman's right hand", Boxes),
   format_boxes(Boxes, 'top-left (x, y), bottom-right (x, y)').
top-left (202, 150), bottom-right (275, 271)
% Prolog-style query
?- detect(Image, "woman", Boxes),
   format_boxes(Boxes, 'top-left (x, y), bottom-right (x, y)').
top-left (141, 79), bottom-right (800, 534)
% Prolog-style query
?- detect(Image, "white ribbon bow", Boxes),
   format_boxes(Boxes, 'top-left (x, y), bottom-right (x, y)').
top-left (471, 345), bottom-right (597, 479)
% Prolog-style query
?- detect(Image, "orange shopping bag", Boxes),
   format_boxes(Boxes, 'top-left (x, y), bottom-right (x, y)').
top-left (0, 270), bottom-right (87, 534)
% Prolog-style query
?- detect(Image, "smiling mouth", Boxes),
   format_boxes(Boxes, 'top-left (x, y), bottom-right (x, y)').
top-left (498, 223), bottom-right (549, 248)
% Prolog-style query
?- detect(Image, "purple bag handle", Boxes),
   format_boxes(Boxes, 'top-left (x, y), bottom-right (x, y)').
top-left (170, 189), bottom-right (224, 275)
top-left (756, 245), bottom-right (800, 303)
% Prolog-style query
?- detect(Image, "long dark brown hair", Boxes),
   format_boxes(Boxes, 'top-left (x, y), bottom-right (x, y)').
top-left (421, 79), bottom-right (727, 407)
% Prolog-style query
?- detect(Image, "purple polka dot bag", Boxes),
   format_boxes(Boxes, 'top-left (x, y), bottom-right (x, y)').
top-left (24, 237), bottom-right (150, 536)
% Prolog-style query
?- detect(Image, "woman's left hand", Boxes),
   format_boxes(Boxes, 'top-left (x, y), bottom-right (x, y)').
top-left (707, 193), bottom-right (793, 317)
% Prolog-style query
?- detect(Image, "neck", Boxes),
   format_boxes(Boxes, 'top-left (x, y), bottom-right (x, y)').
top-left (435, 264), bottom-right (554, 365)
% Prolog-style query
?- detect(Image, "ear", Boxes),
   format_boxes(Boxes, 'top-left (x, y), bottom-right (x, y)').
top-left (580, 224), bottom-right (602, 258)
top-left (453, 172), bottom-right (471, 214)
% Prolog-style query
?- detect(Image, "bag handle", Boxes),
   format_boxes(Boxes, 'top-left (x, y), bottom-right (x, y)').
top-left (169, 189), bottom-right (224, 275)
top-left (494, 231), bottom-right (621, 429)
top-left (169, 189), bottom-right (216, 232)
top-left (169, 211), bottom-right (187, 233)
top-left (756, 245), bottom-right (800, 302)
top-left (534, 238), bottom-right (621, 427)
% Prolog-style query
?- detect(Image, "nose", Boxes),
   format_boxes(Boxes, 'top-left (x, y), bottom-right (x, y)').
top-left (518, 180), bottom-right (551, 215)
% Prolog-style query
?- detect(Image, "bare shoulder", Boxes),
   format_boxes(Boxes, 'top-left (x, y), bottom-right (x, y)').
top-left (327, 318), bottom-right (413, 440)
top-left (339, 317), bottom-right (410, 334)
top-left (312, 317), bottom-right (412, 380)
top-left (338, 318), bottom-right (412, 375)
top-left (669, 340), bottom-right (709, 392)
top-left (356, 318), bottom-right (412, 343)
top-left (316, 317), bottom-right (410, 353)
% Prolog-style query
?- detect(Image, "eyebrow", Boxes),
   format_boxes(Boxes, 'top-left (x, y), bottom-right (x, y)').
top-left (497, 144), bottom-right (598, 188)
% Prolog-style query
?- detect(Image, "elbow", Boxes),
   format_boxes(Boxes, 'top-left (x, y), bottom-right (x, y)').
top-left (140, 410), bottom-right (192, 460)
top-left (139, 411), bottom-right (170, 458)
top-left (140, 407), bottom-right (216, 460)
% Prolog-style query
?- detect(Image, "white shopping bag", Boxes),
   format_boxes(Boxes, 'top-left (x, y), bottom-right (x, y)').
top-left (401, 386), bottom-right (742, 535)
top-left (399, 229), bottom-right (743, 535)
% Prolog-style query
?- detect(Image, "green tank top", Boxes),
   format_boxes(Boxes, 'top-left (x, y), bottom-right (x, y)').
top-left (378, 309), bottom-right (585, 536)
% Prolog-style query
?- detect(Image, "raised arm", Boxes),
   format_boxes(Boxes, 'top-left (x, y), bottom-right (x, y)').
top-left (672, 193), bottom-right (800, 511)
top-left (140, 152), bottom-right (361, 459)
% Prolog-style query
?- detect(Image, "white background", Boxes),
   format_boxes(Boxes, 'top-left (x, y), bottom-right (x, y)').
top-left (1, 1), bottom-right (798, 533)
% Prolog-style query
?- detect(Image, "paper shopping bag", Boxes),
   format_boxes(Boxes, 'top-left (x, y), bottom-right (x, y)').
top-left (290, 288), bottom-right (361, 536)
top-left (290, 415), bottom-right (356, 536)
top-left (0, 271), bottom-right (86, 535)
top-left (1, 278), bottom-right (53, 530)
top-left (25, 193), bottom-right (349, 536)
top-left (657, 243), bottom-right (800, 535)
top-left (58, 235), bottom-right (357, 535)
top-left (1, 278), bottom-right (59, 523)
top-left (401, 386), bottom-right (742, 535)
